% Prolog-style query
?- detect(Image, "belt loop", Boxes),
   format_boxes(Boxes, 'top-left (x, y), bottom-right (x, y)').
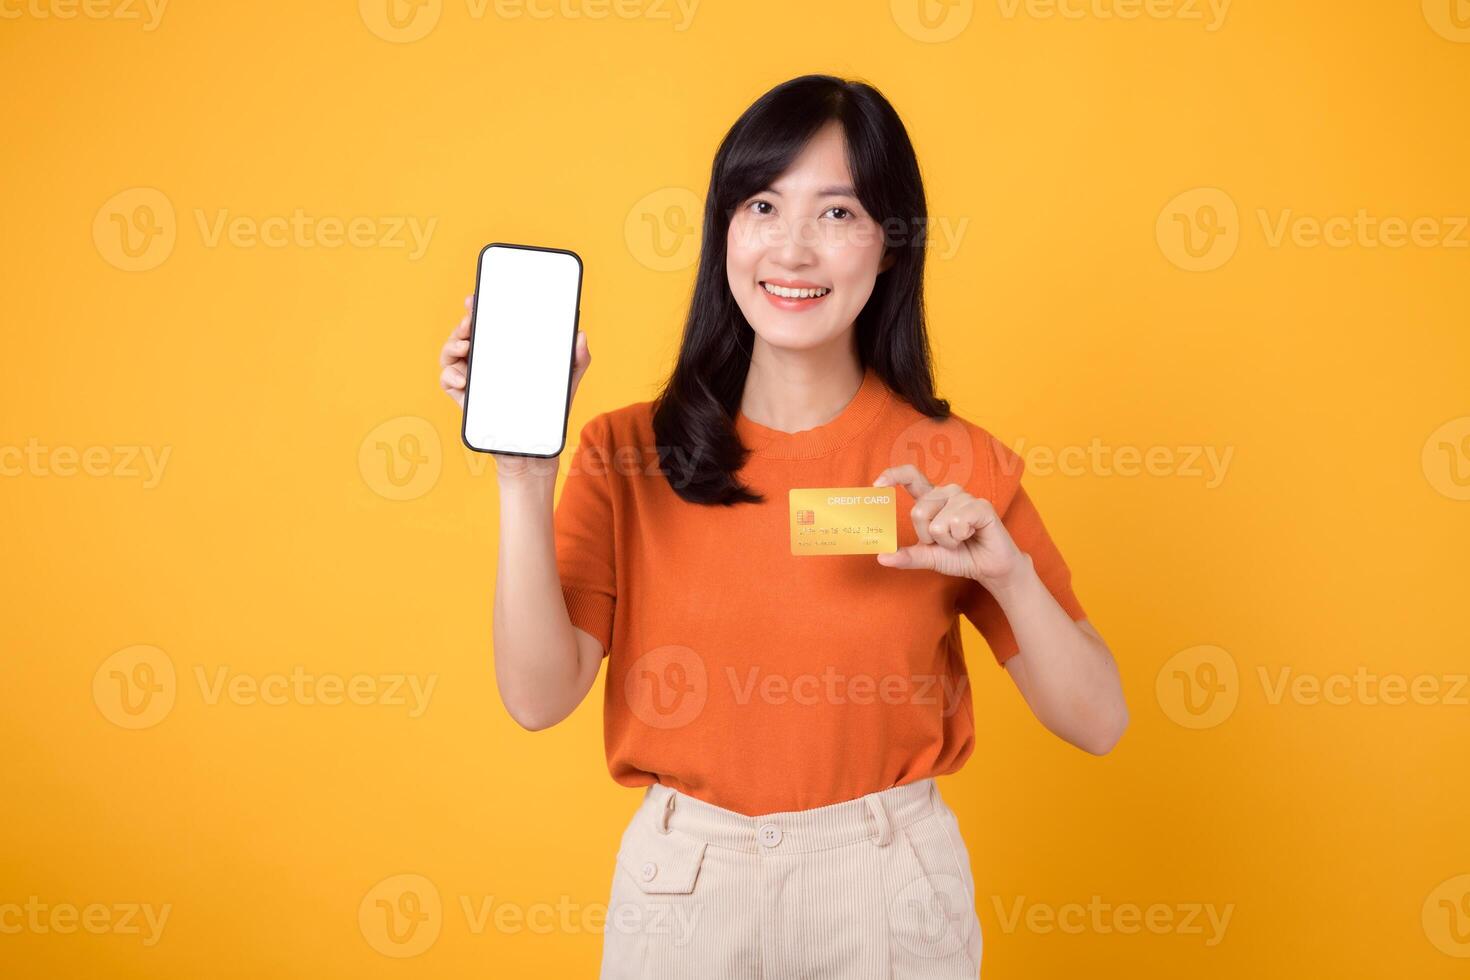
top-left (864, 793), bottom-right (892, 847)
top-left (656, 787), bottom-right (675, 835)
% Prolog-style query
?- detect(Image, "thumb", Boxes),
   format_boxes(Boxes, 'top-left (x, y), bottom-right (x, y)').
top-left (876, 544), bottom-right (939, 571)
top-left (569, 330), bottom-right (591, 398)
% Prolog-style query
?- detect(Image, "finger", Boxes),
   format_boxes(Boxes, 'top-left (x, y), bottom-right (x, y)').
top-left (906, 483), bottom-right (964, 546)
top-left (872, 463), bottom-right (933, 499)
top-left (876, 543), bottom-right (941, 571)
top-left (960, 495), bottom-right (1001, 536)
top-left (451, 312), bottom-right (472, 342)
top-left (440, 364), bottom-right (466, 390)
top-left (926, 489), bottom-right (979, 549)
top-left (440, 336), bottom-right (469, 367)
top-left (464, 294), bottom-right (474, 311)
top-left (569, 330), bottom-right (590, 376)
top-left (927, 506), bottom-right (966, 549)
top-left (875, 465), bottom-right (940, 543)
top-left (911, 497), bottom-right (938, 546)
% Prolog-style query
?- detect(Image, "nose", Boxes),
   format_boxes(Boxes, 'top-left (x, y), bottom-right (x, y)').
top-left (772, 214), bottom-right (818, 268)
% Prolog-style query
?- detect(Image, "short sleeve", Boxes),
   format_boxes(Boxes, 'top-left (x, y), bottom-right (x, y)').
top-left (553, 414), bottom-right (617, 657)
top-left (956, 431), bottom-right (1087, 666)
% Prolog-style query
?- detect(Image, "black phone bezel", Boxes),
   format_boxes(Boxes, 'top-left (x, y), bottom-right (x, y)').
top-left (460, 241), bottom-right (584, 458)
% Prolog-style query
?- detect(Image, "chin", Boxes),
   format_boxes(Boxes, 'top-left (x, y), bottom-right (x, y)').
top-left (747, 316), bottom-right (837, 350)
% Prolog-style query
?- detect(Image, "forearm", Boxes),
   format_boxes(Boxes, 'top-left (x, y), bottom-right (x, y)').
top-left (990, 557), bottom-right (1128, 753)
top-left (492, 475), bottom-right (584, 730)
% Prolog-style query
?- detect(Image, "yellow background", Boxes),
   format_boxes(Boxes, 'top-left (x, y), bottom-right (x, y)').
top-left (3, 0), bottom-right (1468, 976)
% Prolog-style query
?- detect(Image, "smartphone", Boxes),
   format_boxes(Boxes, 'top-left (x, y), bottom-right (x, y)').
top-left (460, 242), bottom-right (583, 457)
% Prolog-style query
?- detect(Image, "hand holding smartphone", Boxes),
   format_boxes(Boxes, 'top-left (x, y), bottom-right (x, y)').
top-left (444, 242), bottom-right (587, 459)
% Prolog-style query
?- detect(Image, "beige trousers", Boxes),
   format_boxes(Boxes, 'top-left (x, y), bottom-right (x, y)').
top-left (599, 777), bottom-right (982, 978)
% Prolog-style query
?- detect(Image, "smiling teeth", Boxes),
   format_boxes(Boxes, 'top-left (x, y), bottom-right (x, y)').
top-left (762, 282), bottom-right (831, 299)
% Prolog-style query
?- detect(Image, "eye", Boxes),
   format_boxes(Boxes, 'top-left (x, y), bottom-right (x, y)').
top-left (748, 199), bottom-right (774, 216)
top-left (825, 206), bottom-right (854, 220)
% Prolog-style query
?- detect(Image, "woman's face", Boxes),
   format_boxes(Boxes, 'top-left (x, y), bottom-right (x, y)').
top-left (726, 120), bottom-right (894, 354)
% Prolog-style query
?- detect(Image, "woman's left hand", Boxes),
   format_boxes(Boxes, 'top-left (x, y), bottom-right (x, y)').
top-left (871, 464), bottom-right (1027, 591)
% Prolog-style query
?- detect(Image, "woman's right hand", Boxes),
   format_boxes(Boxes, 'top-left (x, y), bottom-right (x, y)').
top-left (439, 293), bottom-right (592, 479)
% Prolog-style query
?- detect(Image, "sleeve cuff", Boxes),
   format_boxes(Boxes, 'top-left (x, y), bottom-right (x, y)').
top-left (978, 576), bottom-right (1088, 667)
top-left (562, 584), bottom-right (614, 658)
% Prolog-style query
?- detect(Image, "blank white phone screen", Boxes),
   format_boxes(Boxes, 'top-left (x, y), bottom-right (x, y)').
top-left (463, 245), bottom-right (581, 456)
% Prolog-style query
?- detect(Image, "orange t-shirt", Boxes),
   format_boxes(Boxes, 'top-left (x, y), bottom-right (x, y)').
top-left (552, 365), bottom-right (1087, 816)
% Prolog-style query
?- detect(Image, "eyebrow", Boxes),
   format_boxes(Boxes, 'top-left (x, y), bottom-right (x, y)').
top-left (762, 183), bottom-right (857, 198)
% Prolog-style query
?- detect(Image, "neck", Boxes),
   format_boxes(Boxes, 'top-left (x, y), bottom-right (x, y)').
top-left (739, 338), bottom-right (864, 435)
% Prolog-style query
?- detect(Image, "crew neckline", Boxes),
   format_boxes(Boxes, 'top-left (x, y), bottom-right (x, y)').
top-left (734, 365), bottom-right (891, 460)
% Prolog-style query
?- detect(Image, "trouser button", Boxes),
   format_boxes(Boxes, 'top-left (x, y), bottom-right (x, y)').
top-left (758, 823), bottom-right (782, 847)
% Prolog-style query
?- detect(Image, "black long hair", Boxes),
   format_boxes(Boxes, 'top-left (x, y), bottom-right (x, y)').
top-left (651, 74), bottom-right (951, 505)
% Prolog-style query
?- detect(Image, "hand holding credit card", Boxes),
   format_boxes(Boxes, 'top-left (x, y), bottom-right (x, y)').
top-left (789, 486), bottom-right (899, 555)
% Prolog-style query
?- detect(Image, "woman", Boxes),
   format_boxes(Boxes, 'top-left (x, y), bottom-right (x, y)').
top-left (439, 74), bottom-right (1128, 979)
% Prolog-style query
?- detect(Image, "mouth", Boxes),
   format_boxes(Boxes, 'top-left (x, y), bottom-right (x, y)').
top-left (759, 280), bottom-right (832, 310)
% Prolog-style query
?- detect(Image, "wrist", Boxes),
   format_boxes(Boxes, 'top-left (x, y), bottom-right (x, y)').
top-left (978, 552), bottom-right (1039, 606)
top-left (497, 471), bottom-right (557, 503)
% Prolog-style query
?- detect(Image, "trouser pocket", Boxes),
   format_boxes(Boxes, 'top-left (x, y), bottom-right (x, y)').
top-left (884, 813), bottom-right (982, 978)
top-left (600, 811), bottom-right (713, 979)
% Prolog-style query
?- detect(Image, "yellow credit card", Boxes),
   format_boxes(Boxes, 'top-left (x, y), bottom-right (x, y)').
top-left (789, 486), bottom-right (899, 555)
